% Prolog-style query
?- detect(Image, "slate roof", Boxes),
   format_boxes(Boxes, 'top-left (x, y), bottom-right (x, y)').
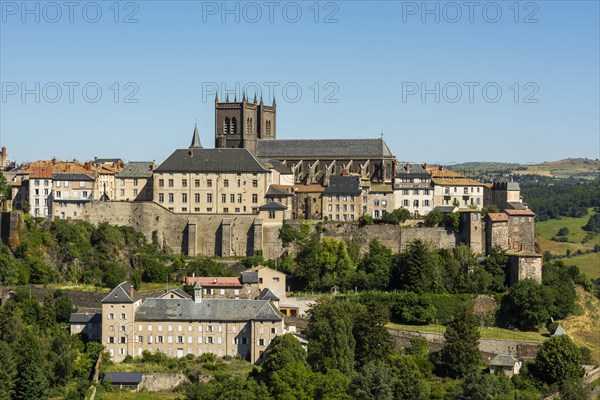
top-left (258, 288), bottom-right (280, 302)
top-left (256, 138), bottom-right (394, 159)
top-left (53, 172), bottom-right (95, 181)
top-left (95, 158), bottom-right (123, 164)
top-left (158, 288), bottom-right (192, 299)
top-left (190, 125), bottom-right (202, 148)
top-left (266, 185), bottom-right (293, 197)
top-left (102, 281), bottom-right (139, 304)
top-left (490, 354), bottom-right (518, 367)
top-left (323, 176), bottom-right (362, 195)
top-left (116, 162), bottom-right (154, 178)
top-left (552, 324), bottom-right (567, 337)
top-left (155, 149), bottom-right (268, 173)
top-left (264, 159), bottom-right (293, 174)
top-left (135, 298), bottom-right (282, 322)
top-left (102, 372), bottom-right (143, 385)
top-left (506, 202), bottom-right (527, 210)
top-left (240, 270), bottom-right (259, 284)
top-left (184, 277), bottom-right (243, 288)
top-left (69, 312), bottom-right (101, 324)
top-left (259, 201), bottom-right (288, 211)
top-left (395, 163), bottom-right (430, 179)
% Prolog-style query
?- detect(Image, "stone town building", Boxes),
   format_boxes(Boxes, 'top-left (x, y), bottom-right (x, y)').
top-left (507, 251), bottom-right (542, 284)
top-left (489, 355), bottom-right (522, 377)
top-left (322, 176), bottom-right (362, 222)
top-left (240, 266), bottom-right (287, 300)
top-left (52, 172), bottom-right (96, 220)
top-left (101, 281), bottom-right (283, 363)
top-left (430, 166), bottom-right (484, 210)
top-left (363, 183), bottom-right (395, 219)
top-left (505, 208), bottom-right (536, 253)
top-left (90, 158), bottom-right (124, 201)
top-left (393, 163), bottom-right (433, 218)
top-left (485, 213), bottom-right (510, 254)
top-left (292, 184), bottom-right (324, 220)
top-left (490, 181), bottom-right (522, 211)
top-left (183, 277), bottom-right (246, 299)
top-left (214, 94), bottom-right (277, 154)
top-left (115, 162), bottom-right (155, 202)
top-left (28, 166), bottom-right (53, 217)
top-left (0, 146), bottom-right (9, 169)
top-left (153, 126), bottom-right (271, 215)
top-left (70, 312), bottom-right (102, 340)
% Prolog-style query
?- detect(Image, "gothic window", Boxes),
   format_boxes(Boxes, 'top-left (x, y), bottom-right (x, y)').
top-left (224, 117), bottom-right (230, 134)
top-left (265, 120), bottom-right (271, 136)
top-left (247, 118), bottom-right (253, 135)
top-left (231, 117), bottom-right (237, 134)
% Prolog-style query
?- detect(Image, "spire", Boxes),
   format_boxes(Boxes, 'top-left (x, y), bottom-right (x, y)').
top-left (272, 96), bottom-right (276, 107)
top-left (234, 93), bottom-right (237, 102)
top-left (253, 93), bottom-right (257, 103)
top-left (190, 124), bottom-right (202, 148)
top-left (260, 94), bottom-right (264, 105)
top-left (226, 94), bottom-right (229, 102)
top-left (242, 92), bottom-right (246, 102)
top-left (215, 93), bottom-right (219, 103)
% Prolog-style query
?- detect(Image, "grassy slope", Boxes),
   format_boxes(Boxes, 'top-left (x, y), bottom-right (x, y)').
top-left (536, 208), bottom-right (600, 278)
top-left (386, 323), bottom-right (546, 342)
top-left (559, 287), bottom-right (600, 364)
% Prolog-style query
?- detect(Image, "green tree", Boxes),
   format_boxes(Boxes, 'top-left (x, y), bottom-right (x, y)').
top-left (53, 290), bottom-right (76, 323)
top-left (534, 335), bottom-right (584, 385)
top-left (559, 379), bottom-right (591, 400)
top-left (0, 341), bottom-right (17, 400)
top-left (382, 208), bottom-right (411, 224)
top-left (457, 370), bottom-right (513, 400)
top-left (306, 299), bottom-right (356, 374)
top-left (268, 361), bottom-right (316, 400)
top-left (353, 302), bottom-right (393, 366)
top-left (390, 354), bottom-right (430, 400)
top-left (262, 334), bottom-right (307, 377)
top-left (543, 261), bottom-right (577, 320)
top-left (482, 246), bottom-right (508, 292)
top-left (351, 360), bottom-right (393, 400)
top-left (358, 239), bottom-right (393, 290)
top-left (186, 375), bottom-right (272, 400)
top-left (424, 209), bottom-right (444, 227)
top-left (407, 337), bottom-right (429, 359)
top-left (440, 306), bottom-right (481, 378)
top-left (14, 330), bottom-right (48, 400)
top-left (402, 240), bottom-right (438, 293)
top-left (505, 279), bottom-right (552, 330)
top-left (557, 227), bottom-right (570, 237)
top-left (39, 293), bottom-right (57, 332)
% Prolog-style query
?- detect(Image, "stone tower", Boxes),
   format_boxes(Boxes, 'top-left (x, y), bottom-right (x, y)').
top-left (214, 93), bottom-right (276, 154)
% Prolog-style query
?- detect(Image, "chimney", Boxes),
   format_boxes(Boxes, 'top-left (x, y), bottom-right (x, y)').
top-left (194, 282), bottom-right (203, 303)
top-left (151, 160), bottom-right (156, 170)
top-left (1, 146), bottom-right (6, 162)
top-left (129, 285), bottom-right (134, 299)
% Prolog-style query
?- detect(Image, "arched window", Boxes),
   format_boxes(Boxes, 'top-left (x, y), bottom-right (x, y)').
top-left (224, 117), bottom-right (230, 134)
top-left (265, 121), bottom-right (271, 136)
top-left (231, 117), bottom-right (237, 134)
top-left (247, 118), bottom-right (253, 135)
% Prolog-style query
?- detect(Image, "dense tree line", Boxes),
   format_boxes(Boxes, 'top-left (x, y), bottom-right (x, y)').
top-left (521, 183), bottom-right (600, 221)
top-left (0, 289), bottom-right (102, 399)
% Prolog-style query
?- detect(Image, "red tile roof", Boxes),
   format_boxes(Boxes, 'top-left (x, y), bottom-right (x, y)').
top-left (486, 212), bottom-right (509, 222)
top-left (294, 184), bottom-right (325, 193)
top-left (184, 277), bottom-right (242, 287)
top-left (505, 209), bottom-right (535, 216)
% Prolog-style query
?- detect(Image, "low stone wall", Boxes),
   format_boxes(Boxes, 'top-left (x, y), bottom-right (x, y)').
top-left (141, 373), bottom-right (189, 392)
top-left (388, 328), bottom-right (543, 360)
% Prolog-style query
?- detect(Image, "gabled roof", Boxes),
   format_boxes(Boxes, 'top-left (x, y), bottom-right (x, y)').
top-left (486, 213), bottom-right (509, 222)
top-left (266, 185), bottom-right (293, 197)
top-left (135, 298), bottom-right (282, 322)
top-left (102, 281), bottom-right (139, 304)
top-left (184, 277), bottom-right (242, 288)
top-left (490, 354), bottom-right (518, 367)
top-left (158, 288), bottom-right (192, 299)
top-left (323, 176), bottom-right (362, 195)
top-left (505, 209), bottom-right (535, 216)
top-left (552, 324), bottom-right (567, 337)
top-left (259, 201), bottom-right (288, 211)
top-left (103, 372), bottom-right (143, 385)
top-left (428, 166), bottom-right (465, 179)
top-left (116, 162), bottom-right (154, 178)
top-left (155, 148), bottom-right (268, 174)
top-left (395, 163), bottom-right (430, 179)
top-left (256, 138), bottom-right (394, 159)
top-left (69, 312), bottom-right (102, 324)
top-left (264, 159), bottom-right (293, 174)
top-left (258, 288), bottom-right (280, 301)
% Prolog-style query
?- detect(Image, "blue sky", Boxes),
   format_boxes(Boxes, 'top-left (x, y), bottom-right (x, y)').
top-left (1, 0), bottom-right (599, 164)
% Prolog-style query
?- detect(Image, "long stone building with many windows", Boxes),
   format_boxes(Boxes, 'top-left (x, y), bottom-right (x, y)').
top-left (101, 282), bottom-right (283, 363)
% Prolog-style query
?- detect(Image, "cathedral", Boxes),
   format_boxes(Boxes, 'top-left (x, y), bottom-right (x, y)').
top-left (214, 95), bottom-right (396, 185)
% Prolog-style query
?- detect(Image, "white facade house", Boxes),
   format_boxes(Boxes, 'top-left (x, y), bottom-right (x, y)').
top-left (393, 163), bottom-right (434, 218)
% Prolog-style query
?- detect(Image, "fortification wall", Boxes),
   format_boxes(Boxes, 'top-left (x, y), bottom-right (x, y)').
top-left (80, 202), bottom-right (283, 257)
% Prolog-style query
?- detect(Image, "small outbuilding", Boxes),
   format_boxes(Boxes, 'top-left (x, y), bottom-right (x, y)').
top-left (102, 372), bottom-right (143, 391)
top-left (489, 354), bottom-right (522, 378)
